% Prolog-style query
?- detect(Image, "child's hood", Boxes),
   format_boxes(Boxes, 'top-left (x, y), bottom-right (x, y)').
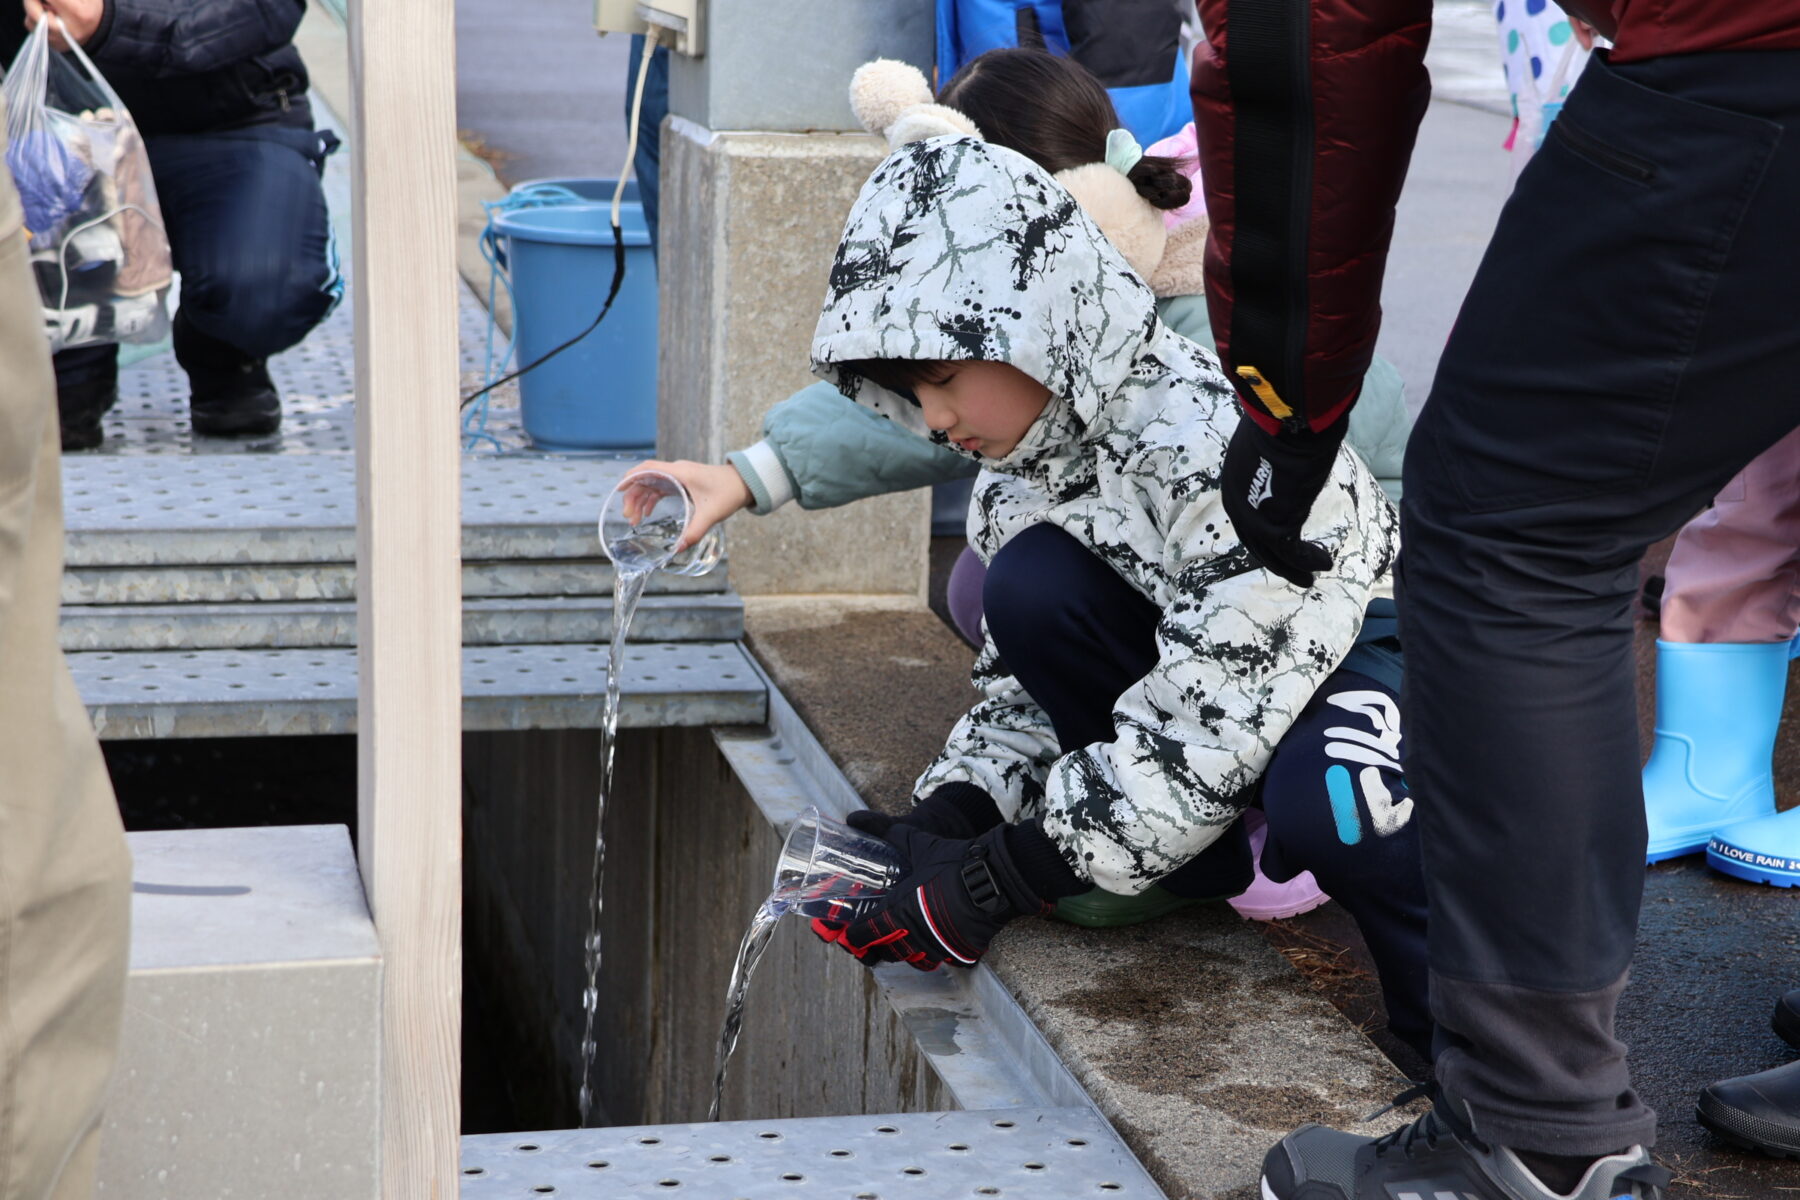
top-left (810, 136), bottom-right (1165, 475)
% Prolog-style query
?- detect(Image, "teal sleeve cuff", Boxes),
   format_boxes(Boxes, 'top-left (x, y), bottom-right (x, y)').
top-left (725, 440), bottom-right (797, 516)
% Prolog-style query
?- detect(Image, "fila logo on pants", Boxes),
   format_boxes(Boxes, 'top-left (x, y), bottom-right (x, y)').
top-left (1323, 689), bottom-right (1414, 845)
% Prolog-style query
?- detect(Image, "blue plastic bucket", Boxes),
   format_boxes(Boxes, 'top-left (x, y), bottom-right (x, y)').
top-left (512, 177), bottom-right (640, 206)
top-left (491, 202), bottom-right (657, 451)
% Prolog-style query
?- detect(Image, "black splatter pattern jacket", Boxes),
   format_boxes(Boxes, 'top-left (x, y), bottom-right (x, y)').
top-left (811, 137), bottom-right (1399, 895)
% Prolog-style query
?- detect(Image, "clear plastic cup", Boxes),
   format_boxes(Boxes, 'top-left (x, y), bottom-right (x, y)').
top-left (599, 470), bottom-right (724, 577)
top-left (773, 806), bottom-right (907, 922)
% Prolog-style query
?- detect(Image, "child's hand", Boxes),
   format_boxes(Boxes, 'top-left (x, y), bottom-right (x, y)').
top-left (622, 460), bottom-right (752, 551)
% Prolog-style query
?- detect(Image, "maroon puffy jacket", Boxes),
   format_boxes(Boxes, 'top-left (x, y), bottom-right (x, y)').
top-left (1192, 0), bottom-right (1800, 438)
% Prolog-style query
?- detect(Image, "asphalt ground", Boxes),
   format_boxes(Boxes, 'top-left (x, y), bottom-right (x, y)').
top-left (454, 0), bottom-right (633, 188)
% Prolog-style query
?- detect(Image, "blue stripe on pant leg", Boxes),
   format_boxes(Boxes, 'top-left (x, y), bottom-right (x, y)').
top-left (1325, 764), bottom-right (1363, 845)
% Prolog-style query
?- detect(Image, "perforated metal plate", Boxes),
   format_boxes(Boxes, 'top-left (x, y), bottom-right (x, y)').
top-left (97, 92), bottom-right (508, 458)
top-left (95, 91), bottom-right (621, 459)
top-left (74, 642), bottom-right (766, 739)
top-left (61, 456), bottom-right (714, 567)
top-left (59, 592), bottom-right (745, 652)
top-left (459, 1108), bottom-right (1163, 1199)
top-left (105, 281), bottom-right (500, 457)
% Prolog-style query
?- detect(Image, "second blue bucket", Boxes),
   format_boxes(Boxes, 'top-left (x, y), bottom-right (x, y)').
top-left (492, 201), bottom-right (656, 452)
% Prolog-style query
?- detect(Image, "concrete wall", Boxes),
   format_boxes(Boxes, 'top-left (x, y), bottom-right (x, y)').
top-left (667, 2), bottom-right (934, 133)
top-left (657, 119), bottom-right (930, 599)
top-left (462, 727), bottom-right (951, 1128)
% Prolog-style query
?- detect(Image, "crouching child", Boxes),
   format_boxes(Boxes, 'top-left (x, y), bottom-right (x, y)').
top-left (808, 134), bottom-right (1430, 1057)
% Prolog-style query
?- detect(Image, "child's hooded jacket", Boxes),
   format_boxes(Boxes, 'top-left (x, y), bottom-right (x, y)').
top-left (811, 136), bottom-right (1399, 896)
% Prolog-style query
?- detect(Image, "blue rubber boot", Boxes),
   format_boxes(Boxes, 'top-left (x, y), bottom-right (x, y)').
top-left (1708, 809), bottom-right (1800, 886)
top-left (1642, 640), bottom-right (1788, 863)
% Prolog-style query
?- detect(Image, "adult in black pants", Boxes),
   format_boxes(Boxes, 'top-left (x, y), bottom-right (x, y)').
top-left (11, 0), bottom-right (340, 449)
top-left (1396, 47), bottom-right (1800, 1164)
top-left (1236, 40), bottom-right (1800, 1200)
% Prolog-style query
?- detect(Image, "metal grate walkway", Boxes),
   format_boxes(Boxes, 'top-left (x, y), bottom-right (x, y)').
top-left (75, 642), bottom-right (767, 739)
top-left (63, 455), bottom-right (669, 567)
top-left (459, 1109), bottom-right (1164, 1199)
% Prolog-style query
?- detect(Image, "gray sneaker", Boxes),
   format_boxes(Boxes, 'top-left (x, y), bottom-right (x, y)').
top-left (1261, 1094), bottom-right (1669, 1200)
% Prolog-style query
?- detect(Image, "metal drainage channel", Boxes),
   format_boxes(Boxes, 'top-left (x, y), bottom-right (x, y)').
top-left (460, 1108), bottom-right (1162, 1199)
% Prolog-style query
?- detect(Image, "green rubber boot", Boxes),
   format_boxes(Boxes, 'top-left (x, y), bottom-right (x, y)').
top-left (1050, 884), bottom-right (1226, 929)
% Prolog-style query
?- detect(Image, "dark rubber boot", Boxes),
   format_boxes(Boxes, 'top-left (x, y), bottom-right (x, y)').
top-left (173, 309), bottom-right (281, 438)
top-left (53, 344), bottom-right (119, 452)
top-left (56, 382), bottom-right (112, 451)
top-left (1698, 1059), bottom-right (1800, 1158)
top-left (1774, 989), bottom-right (1800, 1050)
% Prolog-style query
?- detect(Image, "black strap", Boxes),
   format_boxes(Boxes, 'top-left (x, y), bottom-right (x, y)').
top-left (960, 852), bottom-right (1009, 917)
top-left (1619, 1163), bottom-right (1673, 1194)
top-left (1015, 5), bottom-right (1045, 50)
top-left (1225, 0), bottom-right (1312, 429)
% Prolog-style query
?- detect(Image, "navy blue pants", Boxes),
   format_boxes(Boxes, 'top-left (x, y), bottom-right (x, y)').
top-left (55, 123), bottom-right (340, 396)
top-left (624, 34), bottom-right (669, 258)
top-left (1401, 48), bottom-right (1800, 1155)
top-left (984, 522), bottom-right (1431, 1057)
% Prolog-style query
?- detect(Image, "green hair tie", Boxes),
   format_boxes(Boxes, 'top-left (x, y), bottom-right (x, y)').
top-left (1104, 127), bottom-right (1144, 176)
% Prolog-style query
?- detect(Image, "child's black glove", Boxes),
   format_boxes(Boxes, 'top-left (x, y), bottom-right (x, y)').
top-left (845, 783), bottom-right (1003, 842)
top-left (1219, 413), bottom-right (1348, 589)
top-left (812, 823), bottom-right (1050, 970)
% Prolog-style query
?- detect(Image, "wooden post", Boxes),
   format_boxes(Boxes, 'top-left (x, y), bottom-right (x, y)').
top-left (348, 0), bottom-right (463, 1191)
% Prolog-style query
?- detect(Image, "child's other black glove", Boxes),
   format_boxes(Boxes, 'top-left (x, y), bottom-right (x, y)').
top-left (844, 783), bottom-right (1003, 842)
top-left (1219, 413), bottom-right (1348, 589)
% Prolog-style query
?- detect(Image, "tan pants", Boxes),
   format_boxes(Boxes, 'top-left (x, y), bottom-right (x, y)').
top-left (0, 141), bottom-right (133, 1199)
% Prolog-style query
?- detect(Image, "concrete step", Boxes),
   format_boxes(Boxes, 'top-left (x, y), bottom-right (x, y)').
top-left (60, 593), bottom-right (746, 652)
top-left (98, 825), bottom-right (379, 1199)
top-left (459, 1108), bottom-right (1163, 1199)
top-left (62, 557), bottom-right (727, 605)
top-left (63, 455), bottom-right (677, 567)
top-left (73, 642), bottom-right (767, 739)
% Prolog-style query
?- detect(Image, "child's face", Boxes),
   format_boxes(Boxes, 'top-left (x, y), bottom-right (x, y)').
top-left (913, 361), bottom-right (1051, 459)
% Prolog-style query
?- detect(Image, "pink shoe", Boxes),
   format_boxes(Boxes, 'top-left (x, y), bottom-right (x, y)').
top-left (1229, 810), bottom-right (1330, 921)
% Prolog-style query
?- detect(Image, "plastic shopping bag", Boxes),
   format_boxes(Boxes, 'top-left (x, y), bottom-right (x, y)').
top-left (3, 18), bottom-right (172, 353)
top-left (1494, 0), bottom-right (1590, 174)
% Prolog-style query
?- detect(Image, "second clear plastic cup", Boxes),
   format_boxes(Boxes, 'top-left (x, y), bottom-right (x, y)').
top-left (599, 470), bottom-right (724, 577)
top-left (773, 806), bottom-right (906, 922)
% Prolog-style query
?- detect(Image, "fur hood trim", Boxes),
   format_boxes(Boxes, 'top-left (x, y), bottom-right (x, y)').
top-left (848, 58), bottom-right (1181, 291)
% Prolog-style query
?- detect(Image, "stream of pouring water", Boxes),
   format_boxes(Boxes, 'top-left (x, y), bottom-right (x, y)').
top-left (708, 895), bottom-right (790, 1122)
top-left (575, 560), bottom-right (655, 1127)
top-left (577, 499), bottom-right (719, 1127)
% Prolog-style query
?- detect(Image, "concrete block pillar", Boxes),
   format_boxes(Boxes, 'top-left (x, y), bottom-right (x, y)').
top-left (655, 4), bottom-right (935, 599)
top-left (96, 826), bottom-right (380, 1199)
